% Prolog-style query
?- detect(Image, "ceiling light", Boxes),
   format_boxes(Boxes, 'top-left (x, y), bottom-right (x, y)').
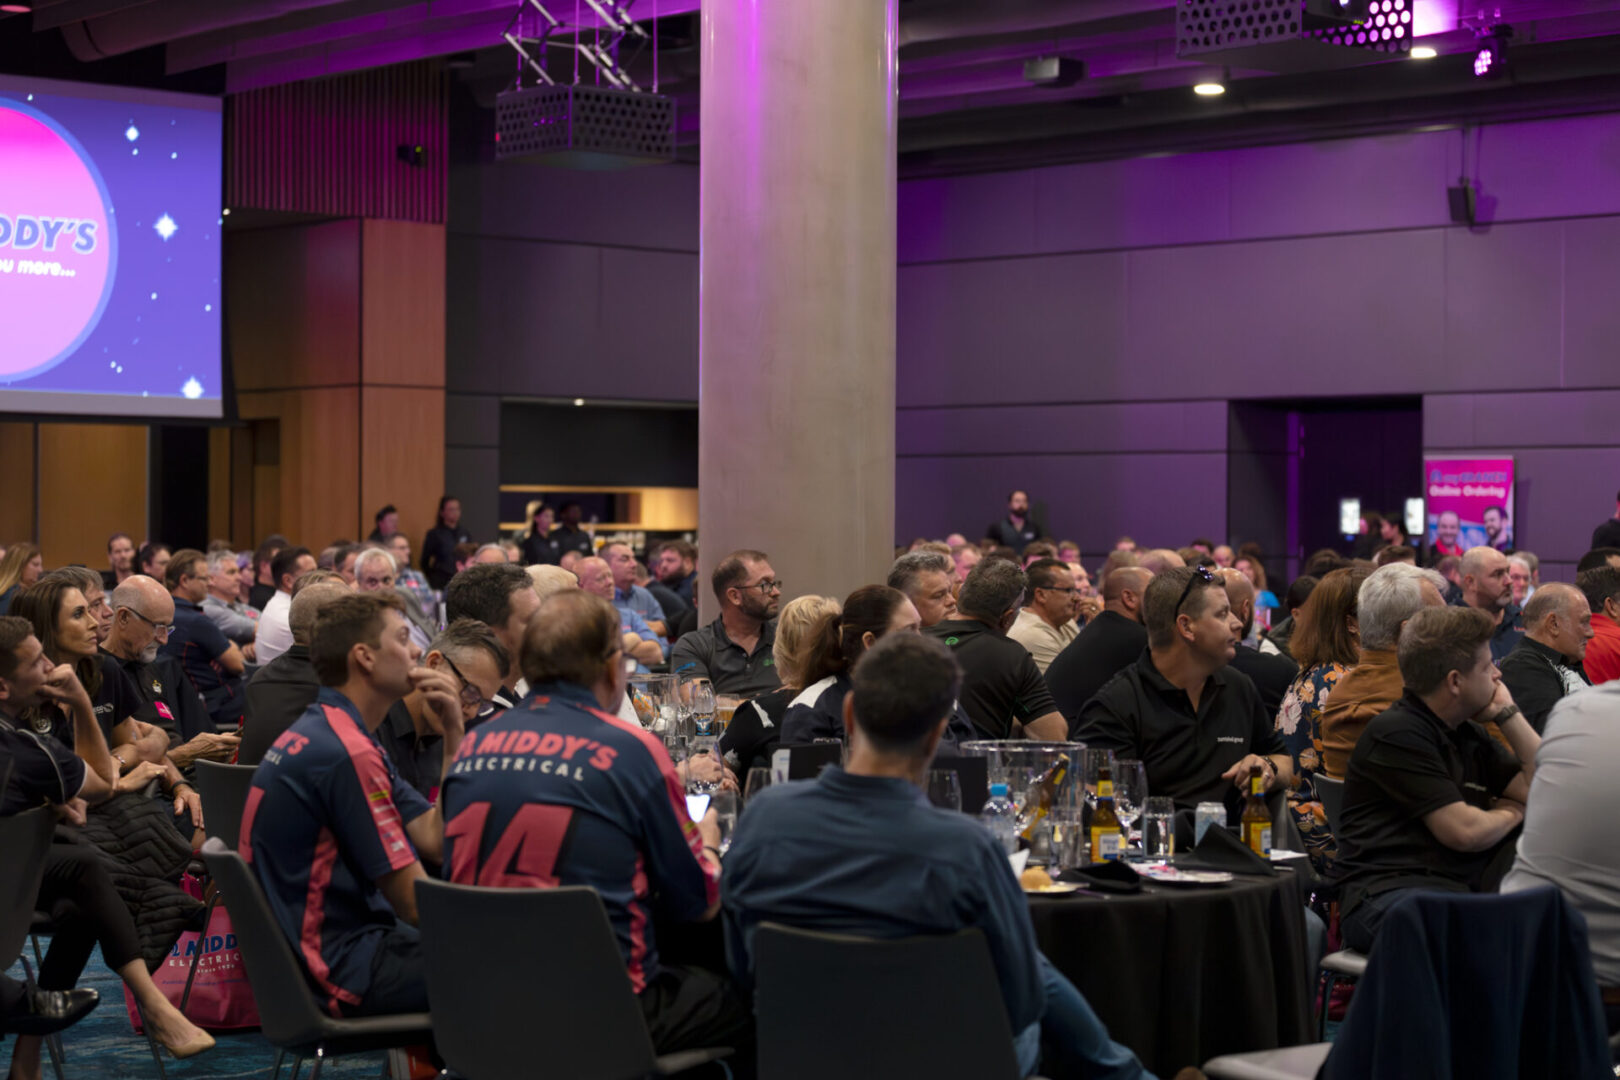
top-left (0, 3), bottom-right (32, 12)
top-left (1410, 45), bottom-right (1437, 59)
top-left (573, 398), bottom-right (585, 407)
top-left (1473, 24), bottom-right (1511, 78)
top-left (1193, 81), bottom-right (1226, 96)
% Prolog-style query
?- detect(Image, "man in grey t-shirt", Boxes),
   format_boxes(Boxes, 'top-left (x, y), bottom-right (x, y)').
top-left (1503, 682), bottom-right (1620, 990)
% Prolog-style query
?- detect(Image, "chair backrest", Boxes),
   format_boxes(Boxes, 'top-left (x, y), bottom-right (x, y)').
top-left (193, 760), bottom-right (258, 848)
top-left (754, 923), bottom-right (1024, 1080)
top-left (1315, 773), bottom-right (1345, 833)
top-left (0, 807), bottom-right (56, 965)
top-left (199, 838), bottom-right (336, 1048)
top-left (415, 880), bottom-right (659, 1080)
top-left (1324, 887), bottom-right (1612, 1080)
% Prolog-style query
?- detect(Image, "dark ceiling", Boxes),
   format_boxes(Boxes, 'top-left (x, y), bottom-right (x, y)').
top-left (5, 0), bottom-right (1620, 177)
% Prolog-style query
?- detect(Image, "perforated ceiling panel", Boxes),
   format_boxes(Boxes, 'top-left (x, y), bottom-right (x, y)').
top-left (495, 84), bottom-right (676, 168)
top-left (1175, 0), bottom-right (1411, 71)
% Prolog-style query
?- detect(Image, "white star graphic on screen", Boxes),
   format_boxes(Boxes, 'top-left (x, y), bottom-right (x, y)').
top-left (125, 124), bottom-right (139, 142)
top-left (153, 214), bottom-right (178, 240)
top-left (181, 378), bottom-right (204, 400)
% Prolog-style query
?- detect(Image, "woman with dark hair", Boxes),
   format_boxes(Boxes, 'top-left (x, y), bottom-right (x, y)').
top-left (520, 502), bottom-right (561, 566)
top-left (1273, 565), bottom-right (1372, 876)
top-left (422, 494), bottom-right (472, 590)
top-left (780, 585), bottom-right (977, 749)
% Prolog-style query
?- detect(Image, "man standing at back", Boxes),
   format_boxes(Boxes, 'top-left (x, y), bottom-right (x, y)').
top-left (1046, 566), bottom-right (1153, 724)
top-left (986, 490), bottom-right (1045, 551)
top-left (242, 592), bottom-right (464, 1017)
top-left (724, 634), bottom-right (1186, 1080)
top-left (439, 590), bottom-right (749, 1060)
top-left (926, 560), bottom-right (1066, 741)
top-left (671, 550), bottom-right (782, 697)
top-left (1459, 546), bottom-right (1524, 661)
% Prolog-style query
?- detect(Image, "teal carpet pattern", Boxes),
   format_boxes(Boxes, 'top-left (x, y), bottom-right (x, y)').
top-left (6, 945), bottom-right (387, 1079)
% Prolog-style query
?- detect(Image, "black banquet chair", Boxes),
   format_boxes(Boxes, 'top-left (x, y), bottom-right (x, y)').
top-left (753, 923), bottom-right (1028, 1080)
top-left (199, 838), bottom-right (432, 1080)
top-left (415, 879), bottom-right (733, 1080)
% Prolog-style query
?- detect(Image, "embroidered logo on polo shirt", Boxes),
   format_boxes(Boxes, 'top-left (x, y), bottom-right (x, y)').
top-left (1216, 736), bottom-right (1245, 744)
top-left (763, 658), bottom-right (774, 666)
top-left (151, 679), bottom-right (163, 695)
top-left (944, 637), bottom-right (959, 646)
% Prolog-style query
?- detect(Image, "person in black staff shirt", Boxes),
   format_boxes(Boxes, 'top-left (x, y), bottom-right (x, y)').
top-left (1075, 566), bottom-right (1292, 818)
top-left (1497, 583), bottom-right (1593, 734)
top-left (422, 495), bottom-right (472, 591)
top-left (1334, 606), bottom-right (1540, 953)
top-left (925, 559), bottom-right (1067, 741)
top-left (377, 619), bottom-right (507, 804)
top-left (672, 550), bottom-right (783, 698)
top-left (239, 580), bottom-right (351, 765)
top-left (1593, 490), bottom-right (1620, 551)
top-left (1047, 566), bottom-right (1153, 724)
top-left (985, 489), bottom-right (1046, 551)
top-left (551, 501), bottom-right (597, 559)
top-left (367, 504), bottom-right (400, 544)
top-left (0, 616), bottom-right (218, 1073)
top-left (444, 562), bottom-right (540, 710)
top-left (1218, 568), bottom-right (1300, 719)
top-left (520, 503), bottom-right (562, 566)
top-left (161, 550), bottom-right (247, 730)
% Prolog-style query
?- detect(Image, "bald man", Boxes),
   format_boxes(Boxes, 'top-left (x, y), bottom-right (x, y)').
top-left (1136, 548), bottom-right (1186, 575)
top-left (576, 557), bottom-right (663, 669)
top-left (1461, 546), bottom-right (1525, 661)
top-left (1219, 568), bottom-right (1299, 719)
top-left (239, 581), bottom-right (352, 765)
top-left (1045, 566), bottom-right (1155, 724)
top-left (1497, 582), bottom-right (1594, 734)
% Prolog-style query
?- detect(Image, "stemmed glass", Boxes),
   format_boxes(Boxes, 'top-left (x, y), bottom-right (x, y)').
top-left (926, 771), bottom-right (963, 812)
top-left (1113, 759), bottom-right (1148, 855)
top-left (743, 767), bottom-right (772, 805)
top-left (685, 677), bottom-right (716, 736)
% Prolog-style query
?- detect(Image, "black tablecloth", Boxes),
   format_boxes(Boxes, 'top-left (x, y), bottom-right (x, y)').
top-left (1029, 865), bottom-right (1313, 1076)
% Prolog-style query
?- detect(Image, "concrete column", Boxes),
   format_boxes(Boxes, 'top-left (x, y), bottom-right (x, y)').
top-left (698, 0), bottom-right (899, 614)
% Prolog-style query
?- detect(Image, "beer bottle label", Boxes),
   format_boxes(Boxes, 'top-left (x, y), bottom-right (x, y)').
top-left (1250, 774), bottom-right (1264, 795)
top-left (1250, 826), bottom-right (1271, 856)
top-left (1097, 780), bottom-right (1113, 797)
top-left (1093, 829), bottom-right (1123, 861)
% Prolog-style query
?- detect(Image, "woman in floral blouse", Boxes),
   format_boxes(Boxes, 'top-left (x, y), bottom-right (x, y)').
top-left (1275, 565), bottom-right (1372, 876)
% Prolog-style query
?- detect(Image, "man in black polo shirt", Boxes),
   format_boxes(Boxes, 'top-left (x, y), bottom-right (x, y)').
top-left (925, 559), bottom-right (1066, 740)
top-left (1075, 566), bottom-right (1291, 818)
top-left (985, 490), bottom-right (1045, 550)
top-left (1047, 566), bottom-right (1152, 724)
top-left (1497, 583), bottom-right (1592, 734)
top-left (671, 549), bottom-right (782, 698)
top-left (551, 502), bottom-right (597, 559)
top-left (1335, 606), bottom-right (1539, 953)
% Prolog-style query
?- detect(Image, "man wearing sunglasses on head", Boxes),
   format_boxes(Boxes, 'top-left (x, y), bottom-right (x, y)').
top-left (671, 550), bottom-right (784, 698)
top-left (1075, 565), bottom-right (1292, 823)
top-left (377, 619), bottom-right (508, 805)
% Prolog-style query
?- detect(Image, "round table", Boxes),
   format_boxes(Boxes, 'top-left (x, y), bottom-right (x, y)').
top-left (1027, 864), bottom-right (1313, 1076)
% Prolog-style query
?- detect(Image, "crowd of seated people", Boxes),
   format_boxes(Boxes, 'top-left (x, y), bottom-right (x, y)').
top-left (9, 485), bottom-right (1620, 1079)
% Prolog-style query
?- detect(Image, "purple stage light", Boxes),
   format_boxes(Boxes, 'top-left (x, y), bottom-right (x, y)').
top-left (1473, 44), bottom-right (1494, 76)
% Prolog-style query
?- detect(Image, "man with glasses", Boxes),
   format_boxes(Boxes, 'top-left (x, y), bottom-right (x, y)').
top-left (162, 549), bottom-right (248, 729)
top-left (671, 549), bottom-right (784, 697)
top-left (1076, 566), bottom-right (1292, 818)
top-left (377, 619), bottom-right (507, 804)
top-left (1007, 558), bottom-right (1080, 675)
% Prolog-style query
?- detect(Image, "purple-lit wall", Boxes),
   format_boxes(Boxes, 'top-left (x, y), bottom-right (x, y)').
top-left (898, 112), bottom-right (1620, 581)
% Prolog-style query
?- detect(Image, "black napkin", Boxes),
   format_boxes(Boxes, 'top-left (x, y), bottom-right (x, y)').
top-left (1058, 859), bottom-right (1143, 894)
top-left (1177, 822), bottom-right (1277, 877)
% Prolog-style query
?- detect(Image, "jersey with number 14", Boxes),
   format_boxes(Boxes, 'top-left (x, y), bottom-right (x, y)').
top-left (438, 680), bottom-right (717, 991)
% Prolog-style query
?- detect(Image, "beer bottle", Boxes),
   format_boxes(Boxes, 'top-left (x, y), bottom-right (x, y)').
top-left (1089, 761), bottom-right (1123, 862)
top-left (1240, 764), bottom-right (1272, 856)
top-left (1018, 757), bottom-right (1070, 841)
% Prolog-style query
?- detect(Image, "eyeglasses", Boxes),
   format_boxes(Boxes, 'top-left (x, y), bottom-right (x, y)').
top-left (1038, 585), bottom-right (1080, 596)
top-left (741, 580), bottom-right (784, 595)
top-left (1175, 566), bottom-right (1218, 615)
top-left (441, 654), bottom-right (490, 713)
top-left (122, 607), bottom-right (174, 636)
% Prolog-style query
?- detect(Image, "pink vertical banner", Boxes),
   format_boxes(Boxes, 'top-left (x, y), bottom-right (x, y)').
top-left (1424, 457), bottom-right (1516, 557)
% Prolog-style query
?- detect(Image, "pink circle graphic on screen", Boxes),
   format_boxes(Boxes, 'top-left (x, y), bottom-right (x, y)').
top-left (0, 101), bottom-right (116, 379)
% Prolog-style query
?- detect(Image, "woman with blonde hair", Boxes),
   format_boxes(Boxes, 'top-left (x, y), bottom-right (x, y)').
top-left (717, 593), bottom-right (841, 774)
top-left (0, 541), bottom-right (43, 614)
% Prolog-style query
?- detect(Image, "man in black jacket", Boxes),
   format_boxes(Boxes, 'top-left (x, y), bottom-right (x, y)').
top-left (1497, 583), bottom-right (1592, 734)
top-left (238, 581), bottom-right (350, 764)
top-left (1046, 566), bottom-right (1151, 723)
top-left (984, 490), bottom-right (1046, 550)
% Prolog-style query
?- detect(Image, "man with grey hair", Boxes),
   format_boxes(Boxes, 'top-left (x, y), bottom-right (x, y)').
top-left (925, 559), bottom-right (1066, 740)
top-left (888, 549), bottom-right (958, 629)
top-left (1320, 563), bottom-right (1448, 777)
top-left (202, 549), bottom-right (259, 657)
top-left (354, 547), bottom-right (436, 652)
top-left (473, 543), bottom-right (509, 567)
top-left (1459, 545), bottom-right (1525, 661)
top-left (1497, 583), bottom-right (1593, 734)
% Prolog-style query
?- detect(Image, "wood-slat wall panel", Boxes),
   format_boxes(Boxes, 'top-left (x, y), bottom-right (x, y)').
top-left (37, 424), bottom-right (147, 570)
top-left (227, 61), bottom-right (448, 224)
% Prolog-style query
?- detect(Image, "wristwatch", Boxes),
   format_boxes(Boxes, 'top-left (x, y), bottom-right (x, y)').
top-left (1490, 704), bottom-right (1522, 726)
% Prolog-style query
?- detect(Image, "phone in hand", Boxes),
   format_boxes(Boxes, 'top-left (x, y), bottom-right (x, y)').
top-left (685, 793), bottom-right (711, 821)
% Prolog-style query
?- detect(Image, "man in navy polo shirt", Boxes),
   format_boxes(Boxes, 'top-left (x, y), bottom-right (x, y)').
top-left (162, 549), bottom-right (247, 728)
top-left (439, 589), bottom-right (750, 1060)
top-left (724, 633), bottom-right (1164, 1080)
top-left (242, 591), bottom-right (464, 1017)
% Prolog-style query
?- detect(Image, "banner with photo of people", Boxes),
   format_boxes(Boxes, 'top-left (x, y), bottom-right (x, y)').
top-left (1424, 456), bottom-right (1515, 558)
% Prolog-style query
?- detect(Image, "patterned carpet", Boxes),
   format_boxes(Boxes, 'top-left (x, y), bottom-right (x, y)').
top-left (5, 945), bottom-right (387, 1080)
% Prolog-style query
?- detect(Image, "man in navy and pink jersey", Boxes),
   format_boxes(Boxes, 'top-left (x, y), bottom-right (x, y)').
top-left (439, 590), bottom-right (752, 1062)
top-left (242, 591), bottom-right (465, 1017)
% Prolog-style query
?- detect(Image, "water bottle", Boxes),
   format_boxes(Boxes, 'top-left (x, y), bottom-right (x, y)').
top-left (980, 783), bottom-right (1019, 854)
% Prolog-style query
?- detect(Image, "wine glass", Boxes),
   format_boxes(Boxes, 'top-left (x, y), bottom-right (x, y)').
top-left (711, 791), bottom-right (739, 854)
top-left (1113, 759), bottom-right (1148, 854)
top-left (926, 770), bottom-right (963, 812)
top-left (686, 735), bottom-right (722, 794)
top-left (685, 677), bottom-right (716, 735)
top-left (743, 767), bottom-right (772, 806)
